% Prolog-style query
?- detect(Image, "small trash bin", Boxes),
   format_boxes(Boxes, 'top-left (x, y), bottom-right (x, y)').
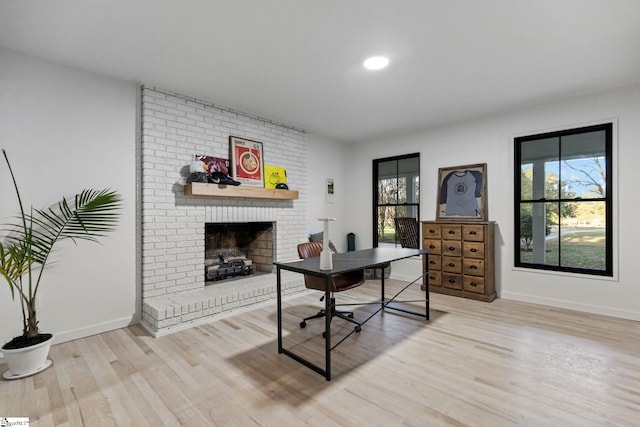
top-left (347, 232), bottom-right (356, 252)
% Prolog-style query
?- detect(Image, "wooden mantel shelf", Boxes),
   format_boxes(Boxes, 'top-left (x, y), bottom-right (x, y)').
top-left (184, 182), bottom-right (298, 200)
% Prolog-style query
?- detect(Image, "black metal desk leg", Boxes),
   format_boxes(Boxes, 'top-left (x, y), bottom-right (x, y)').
top-left (324, 275), bottom-right (332, 381)
top-left (380, 266), bottom-right (385, 310)
top-left (277, 267), bottom-right (283, 352)
top-left (424, 259), bottom-right (430, 320)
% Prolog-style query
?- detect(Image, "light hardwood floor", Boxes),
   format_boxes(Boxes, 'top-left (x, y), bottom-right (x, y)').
top-left (1, 279), bottom-right (639, 426)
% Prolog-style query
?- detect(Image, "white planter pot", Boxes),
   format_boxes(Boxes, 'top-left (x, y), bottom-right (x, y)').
top-left (1, 334), bottom-right (54, 380)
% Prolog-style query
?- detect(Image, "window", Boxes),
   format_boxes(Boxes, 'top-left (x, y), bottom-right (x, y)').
top-left (373, 154), bottom-right (420, 247)
top-left (514, 123), bottom-right (612, 276)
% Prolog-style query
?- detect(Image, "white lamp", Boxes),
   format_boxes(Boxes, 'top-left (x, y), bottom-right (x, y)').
top-left (318, 218), bottom-right (336, 270)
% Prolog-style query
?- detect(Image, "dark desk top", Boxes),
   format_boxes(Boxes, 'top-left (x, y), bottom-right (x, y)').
top-left (274, 247), bottom-right (427, 277)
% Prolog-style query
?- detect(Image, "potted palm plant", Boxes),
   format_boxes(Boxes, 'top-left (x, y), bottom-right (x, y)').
top-left (0, 149), bottom-right (122, 379)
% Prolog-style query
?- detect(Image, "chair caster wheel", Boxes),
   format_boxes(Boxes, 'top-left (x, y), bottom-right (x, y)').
top-left (355, 326), bottom-right (361, 332)
top-left (322, 332), bottom-right (327, 339)
top-left (300, 321), bottom-right (307, 329)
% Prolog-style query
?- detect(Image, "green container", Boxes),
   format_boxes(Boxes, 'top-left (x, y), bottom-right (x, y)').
top-left (347, 232), bottom-right (356, 252)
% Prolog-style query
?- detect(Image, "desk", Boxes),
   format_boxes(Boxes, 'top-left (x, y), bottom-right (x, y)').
top-left (275, 247), bottom-right (428, 380)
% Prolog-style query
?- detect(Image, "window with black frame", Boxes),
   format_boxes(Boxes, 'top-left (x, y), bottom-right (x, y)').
top-left (514, 123), bottom-right (612, 276)
top-left (373, 154), bottom-right (420, 248)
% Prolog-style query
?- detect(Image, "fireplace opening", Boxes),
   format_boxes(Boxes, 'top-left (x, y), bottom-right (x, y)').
top-left (205, 222), bottom-right (274, 283)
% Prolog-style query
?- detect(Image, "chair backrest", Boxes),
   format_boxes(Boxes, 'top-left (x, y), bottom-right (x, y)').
top-left (296, 242), bottom-right (364, 292)
top-left (297, 241), bottom-right (323, 259)
top-left (394, 217), bottom-right (419, 249)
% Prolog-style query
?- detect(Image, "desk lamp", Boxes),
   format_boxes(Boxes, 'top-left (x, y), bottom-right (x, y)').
top-left (318, 218), bottom-right (336, 270)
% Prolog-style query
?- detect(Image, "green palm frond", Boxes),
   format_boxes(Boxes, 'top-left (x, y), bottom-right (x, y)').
top-left (20, 189), bottom-right (122, 264)
top-left (2, 148), bottom-right (122, 338)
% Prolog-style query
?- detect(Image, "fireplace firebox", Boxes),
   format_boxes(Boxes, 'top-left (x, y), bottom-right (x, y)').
top-left (205, 222), bottom-right (274, 283)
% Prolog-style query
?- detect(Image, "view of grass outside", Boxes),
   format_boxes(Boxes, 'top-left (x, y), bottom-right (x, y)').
top-left (520, 226), bottom-right (606, 270)
top-left (515, 123), bottom-right (612, 275)
top-left (378, 225), bottom-right (397, 244)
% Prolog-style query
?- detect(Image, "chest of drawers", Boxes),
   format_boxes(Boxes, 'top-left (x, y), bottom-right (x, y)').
top-left (421, 221), bottom-right (496, 302)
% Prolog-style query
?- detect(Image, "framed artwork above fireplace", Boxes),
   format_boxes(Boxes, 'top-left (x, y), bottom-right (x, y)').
top-left (230, 135), bottom-right (264, 187)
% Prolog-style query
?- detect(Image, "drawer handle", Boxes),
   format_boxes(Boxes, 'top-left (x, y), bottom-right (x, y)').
top-left (429, 229), bottom-right (435, 233)
top-left (448, 230), bottom-right (455, 234)
top-left (429, 275), bottom-right (436, 280)
top-left (470, 231), bottom-right (477, 235)
top-left (448, 247), bottom-right (456, 251)
top-left (470, 265), bottom-right (478, 270)
top-left (470, 248), bottom-right (478, 252)
top-left (430, 244), bottom-right (436, 249)
top-left (448, 279), bottom-right (456, 284)
top-left (429, 260), bottom-right (436, 265)
top-left (470, 282), bottom-right (478, 287)
top-left (448, 263), bottom-right (455, 267)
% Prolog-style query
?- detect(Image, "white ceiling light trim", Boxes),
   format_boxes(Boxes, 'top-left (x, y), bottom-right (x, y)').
top-left (363, 56), bottom-right (389, 70)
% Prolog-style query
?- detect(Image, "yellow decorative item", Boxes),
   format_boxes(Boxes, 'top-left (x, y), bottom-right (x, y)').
top-left (264, 165), bottom-right (287, 189)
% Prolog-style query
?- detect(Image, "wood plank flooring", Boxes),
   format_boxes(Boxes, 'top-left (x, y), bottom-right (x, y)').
top-left (1, 279), bottom-right (639, 426)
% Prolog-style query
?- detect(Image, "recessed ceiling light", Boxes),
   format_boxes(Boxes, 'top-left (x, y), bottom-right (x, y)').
top-left (363, 56), bottom-right (389, 70)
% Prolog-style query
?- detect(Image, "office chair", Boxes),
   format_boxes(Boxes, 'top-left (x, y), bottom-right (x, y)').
top-left (296, 241), bottom-right (364, 334)
top-left (394, 217), bottom-right (419, 249)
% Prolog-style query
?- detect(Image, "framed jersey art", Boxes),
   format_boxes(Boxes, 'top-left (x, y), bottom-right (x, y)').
top-left (436, 163), bottom-right (487, 221)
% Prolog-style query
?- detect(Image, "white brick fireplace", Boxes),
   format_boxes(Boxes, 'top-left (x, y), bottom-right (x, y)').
top-left (140, 87), bottom-right (308, 336)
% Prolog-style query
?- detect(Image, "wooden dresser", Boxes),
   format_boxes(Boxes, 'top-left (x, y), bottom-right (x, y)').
top-left (421, 221), bottom-right (496, 302)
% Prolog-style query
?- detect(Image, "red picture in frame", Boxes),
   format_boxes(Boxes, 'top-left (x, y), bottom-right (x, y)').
top-left (230, 136), bottom-right (264, 187)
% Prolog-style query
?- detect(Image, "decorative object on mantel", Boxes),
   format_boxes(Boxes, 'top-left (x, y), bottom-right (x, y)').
top-left (187, 160), bottom-right (209, 183)
top-left (264, 164), bottom-right (287, 189)
top-left (436, 163), bottom-right (487, 221)
top-left (230, 136), bottom-right (264, 188)
top-left (196, 154), bottom-right (230, 177)
top-left (184, 182), bottom-right (298, 200)
top-left (188, 155), bottom-right (240, 185)
top-left (210, 171), bottom-right (241, 186)
top-left (0, 149), bottom-right (122, 379)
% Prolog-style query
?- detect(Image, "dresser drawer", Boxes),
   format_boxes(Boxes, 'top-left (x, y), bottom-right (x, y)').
top-left (463, 225), bottom-right (484, 242)
top-left (463, 275), bottom-right (485, 294)
top-left (427, 270), bottom-right (442, 287)
top-left (463, 241), bottom-right (485, 259)
top-left (423, 224), bottom-right (441, 239)
top-left (427, 254), bottom-right (442, 271)
top-left (442, 225), bottom-right (462, 240)
top-left (442, 256), bottom-right (462, 273)
top-left (442, 240), bottom-right (462, 256)
top-left (463, 258), bottom-right (485, 276)
top-left (424, 239), bottom-right (442, 255)
top-left (443, 273), bottom-right (463, 290)
top-left (421, 221), bottom-right (495, 302)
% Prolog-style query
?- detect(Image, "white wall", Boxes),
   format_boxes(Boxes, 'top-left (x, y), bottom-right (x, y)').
top-left (307, 133), bottom-right (353, 252)
top-left (0, 48), bottom-right (138, 346)
top-left (345, 83), bottom-right (640, 321)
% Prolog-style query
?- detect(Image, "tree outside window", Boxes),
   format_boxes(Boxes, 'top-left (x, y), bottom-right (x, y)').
top-left (373, 154), bottom-right (420, 247)
top-left (515, 123), bottom-right (612, 276)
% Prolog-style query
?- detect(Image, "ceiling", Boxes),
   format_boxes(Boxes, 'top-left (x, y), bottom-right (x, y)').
top-left (2, 1), bottom-right (640, 143)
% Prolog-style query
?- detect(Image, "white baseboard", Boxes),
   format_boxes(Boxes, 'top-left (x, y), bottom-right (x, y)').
top-left (500, 291), bottom-right (640, 321)
top-left (1, 316), bottom-right (137, 360)
top-left (53, 316), bottom-right (138, 345)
